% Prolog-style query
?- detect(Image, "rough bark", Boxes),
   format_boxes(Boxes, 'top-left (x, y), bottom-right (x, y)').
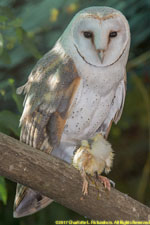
top-left (0, 132), bottom-right (150, 221)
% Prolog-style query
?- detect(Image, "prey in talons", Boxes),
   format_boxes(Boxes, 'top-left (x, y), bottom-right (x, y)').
top-left (73, 134), bottom-right (114, 195)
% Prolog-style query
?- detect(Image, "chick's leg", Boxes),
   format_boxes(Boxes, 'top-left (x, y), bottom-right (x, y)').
top-left (81, 170), bottom-right (88, 195)
top-left (73, 140), bottom-right (92, 195)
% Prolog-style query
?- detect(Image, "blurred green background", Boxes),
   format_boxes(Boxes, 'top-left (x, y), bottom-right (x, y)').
top-left (0, 0), bottom-right (150, 224)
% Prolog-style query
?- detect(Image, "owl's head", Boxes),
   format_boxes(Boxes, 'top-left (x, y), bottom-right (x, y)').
top-left (61, 6), bottom-right (130, 67)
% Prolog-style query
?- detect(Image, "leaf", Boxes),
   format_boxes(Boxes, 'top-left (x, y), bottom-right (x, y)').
top-left (0, 6), bottom-right (14, 19)
top-left (8, 78), bottom-right (14, 85)
top-left (50, 8), bottom-right (59, 22)
top-left (16, 27), bottom-right (23, 43)
top-left (0, 177), bottom-right (7, 205)
top-left (16, 28), bottom-right (41, 59)
top-left (0, 110), bottom-right (20, 137)
top-left (66, 3), bottom-right (79, 13)
top-left (0, 49), bottom-right (11, 64)
top-left (0, 33), bottom-right (4, 55)
top-left (8, 18), bottom-right (22, 28)
top-left (0, 15), bottom-right (8, 23)
top-left (6, 36), bottom-right (16, 50)
top-left (22, 37), bottom-right (42, 59)
top-left (8, 79), bottom-right (23, 112)
top-left (12, 92), bottom-right (23, 113)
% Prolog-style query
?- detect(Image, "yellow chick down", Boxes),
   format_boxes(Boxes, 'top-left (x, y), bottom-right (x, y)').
top-left (72, 134), bottom-right (114, 194)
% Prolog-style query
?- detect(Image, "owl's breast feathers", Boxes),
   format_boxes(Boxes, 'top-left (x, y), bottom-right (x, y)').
top-left (17, 47), bottom-right (126, 150)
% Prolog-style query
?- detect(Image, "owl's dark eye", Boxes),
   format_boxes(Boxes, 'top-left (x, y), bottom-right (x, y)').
top-left (83, 31), bottom-right (93, 38)
top-left (109, 31), bottom-right (117, 38)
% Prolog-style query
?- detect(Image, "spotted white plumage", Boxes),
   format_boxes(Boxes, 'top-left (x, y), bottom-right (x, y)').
top-left (14, 6), bottom-right (130, 218)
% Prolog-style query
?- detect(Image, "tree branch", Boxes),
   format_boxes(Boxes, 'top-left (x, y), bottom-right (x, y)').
top-left (0, 132), bottom-right (150, 221)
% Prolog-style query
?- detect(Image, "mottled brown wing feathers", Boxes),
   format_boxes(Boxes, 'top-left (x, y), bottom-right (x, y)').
top-left (19, 52), bottom-right (80, 152)
top-left (14, 50), bottom-right (80, 217)
top-left (20, 111), bottom-right (51, 151)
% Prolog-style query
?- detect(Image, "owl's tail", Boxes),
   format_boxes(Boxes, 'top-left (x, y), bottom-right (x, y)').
top-left (13, 184), bottom-right (52, 218)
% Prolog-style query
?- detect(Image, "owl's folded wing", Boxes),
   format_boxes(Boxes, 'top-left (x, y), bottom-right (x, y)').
top-left (14, 50), bottom-right (80, 218)
top-left (17, 50), bottom-right (80, 152)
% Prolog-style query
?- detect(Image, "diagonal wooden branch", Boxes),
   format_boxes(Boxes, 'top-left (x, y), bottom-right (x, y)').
top-left (0, 132), bottom-right (150, 221)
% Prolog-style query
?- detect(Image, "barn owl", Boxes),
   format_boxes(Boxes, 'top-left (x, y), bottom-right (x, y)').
top-left (13, 6), bottom-right (130, 218)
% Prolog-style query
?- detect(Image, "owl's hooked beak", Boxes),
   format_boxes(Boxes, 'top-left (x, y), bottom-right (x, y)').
top-left (97, 50), bottom-right (105, 63)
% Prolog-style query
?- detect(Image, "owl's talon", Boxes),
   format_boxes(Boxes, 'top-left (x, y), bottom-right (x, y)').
top-left (98, 175), bottom-right (111, 191)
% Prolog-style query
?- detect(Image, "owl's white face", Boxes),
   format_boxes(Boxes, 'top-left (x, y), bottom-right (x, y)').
top-left (63, 7), bottom-right (130, 68)
top-left (73, 16), bottom-right (128, 67)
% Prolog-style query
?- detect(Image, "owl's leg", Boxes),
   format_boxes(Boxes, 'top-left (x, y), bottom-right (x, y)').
top-left (73, 134), bottom-right (114, 195)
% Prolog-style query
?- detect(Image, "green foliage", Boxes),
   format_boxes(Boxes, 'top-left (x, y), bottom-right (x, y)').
top-left (0, 177), bottom-right (7, 205)
top-left (0, 110), bottom-right (20, 136)
top-left (0, 33), bottom-right (4, 55)
top-left (0, 5), bottom-right (42, 65)
top-left (0, 0), bottom-right (150, 224)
